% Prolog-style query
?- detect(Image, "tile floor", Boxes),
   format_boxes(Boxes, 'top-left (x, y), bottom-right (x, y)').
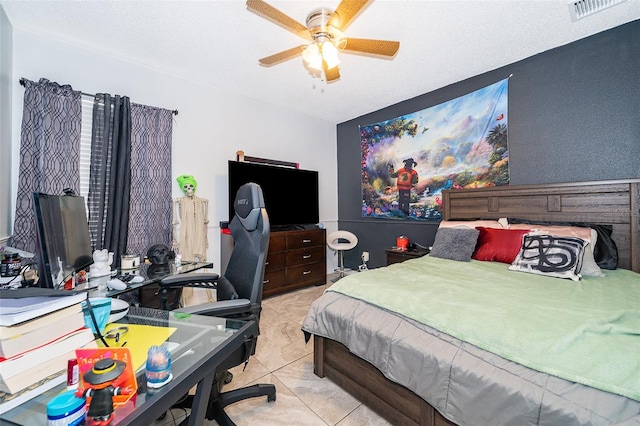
top-left (154, 276), bottom-right (391, 425)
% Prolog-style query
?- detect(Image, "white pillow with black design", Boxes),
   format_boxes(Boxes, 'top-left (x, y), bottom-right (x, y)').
top-left (509, 234), bottom-right (587, 281)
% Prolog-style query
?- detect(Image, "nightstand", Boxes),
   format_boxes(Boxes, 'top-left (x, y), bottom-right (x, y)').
top-left (385, 248), bottom-right (430, 266)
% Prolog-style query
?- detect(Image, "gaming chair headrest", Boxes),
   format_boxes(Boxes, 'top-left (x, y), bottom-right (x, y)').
top-left (233, 182), bottom-right (266, 231)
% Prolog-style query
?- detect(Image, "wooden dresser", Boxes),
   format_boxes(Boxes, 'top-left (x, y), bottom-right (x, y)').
top-left (263, 228), bottom-right (326, 297)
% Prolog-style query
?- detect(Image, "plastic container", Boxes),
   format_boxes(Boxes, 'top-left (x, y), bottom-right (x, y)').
top-left (0, 252), bottom-right (22, 277)
top-left (67, 359), bottom-right (79, 390)
top-left (145, 346), bottom-right (172, 388)
top-left (120, 254), bottom-right (140, 270)
top-left (46, 389), bottom-right (85, 426)
top-left (396, 236), bottom-right (409, 251)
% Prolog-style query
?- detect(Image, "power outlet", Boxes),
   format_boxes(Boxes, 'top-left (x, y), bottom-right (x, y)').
top-left (362, 251), bottom-right (370, 262)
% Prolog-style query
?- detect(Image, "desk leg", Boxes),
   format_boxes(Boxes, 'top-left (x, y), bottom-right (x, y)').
top-left (188, 372), bottom-right (215, 426)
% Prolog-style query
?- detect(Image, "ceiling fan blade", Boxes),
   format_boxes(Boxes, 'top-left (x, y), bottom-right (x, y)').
top-left (328, 0), bottom-right (372, 31)
top-left (342, 38), bottom-right (400, 57)
top-left (258, 46), bottom-right (305, 66)
top-left (323, 60), bottom-right (340, 82)
top-left (246, 0), bottom-right (312, 41)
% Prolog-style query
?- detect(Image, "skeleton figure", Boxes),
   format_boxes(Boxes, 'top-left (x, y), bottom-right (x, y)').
top-left (173, 175), bottom-right (213, 306)
top-left (172, 175), bottom-right (209, 262)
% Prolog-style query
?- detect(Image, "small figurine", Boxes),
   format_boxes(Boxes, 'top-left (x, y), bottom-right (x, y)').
top-left (145, 346), bottom-right (173, 388)
top-left (146, 244), bottom-right (173, 265)
top-left (76, 358), bottom-right (130, 425)
top-left (90, 250), bottom-right (114, 278)
top-left (146, 244), bottom-right (174, 279)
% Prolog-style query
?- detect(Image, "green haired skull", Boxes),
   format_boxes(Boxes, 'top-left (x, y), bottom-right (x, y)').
top-left (177, 174), bottom-right (198, 196)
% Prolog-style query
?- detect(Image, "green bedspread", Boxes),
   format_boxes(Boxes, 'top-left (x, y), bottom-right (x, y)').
top-left (328, 256), bottom-right (640, 401)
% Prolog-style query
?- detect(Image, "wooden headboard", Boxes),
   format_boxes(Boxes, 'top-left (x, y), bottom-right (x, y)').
top-left (442, 179), bottom-right (640, 273)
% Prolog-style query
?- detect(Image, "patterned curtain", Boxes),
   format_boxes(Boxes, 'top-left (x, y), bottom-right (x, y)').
top-left (11, 78), bottom-right (82, 254)
top-left (126, 103), bottom-right (173, 259)
top-left (87, 94), bottom-right (131, 266)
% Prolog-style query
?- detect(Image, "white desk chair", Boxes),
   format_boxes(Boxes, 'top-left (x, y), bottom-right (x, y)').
top-left (327, 230), bottom-right (358, 282)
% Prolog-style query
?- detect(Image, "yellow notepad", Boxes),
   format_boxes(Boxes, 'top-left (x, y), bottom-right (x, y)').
top-left (99, 323), bottom-right (177, 371)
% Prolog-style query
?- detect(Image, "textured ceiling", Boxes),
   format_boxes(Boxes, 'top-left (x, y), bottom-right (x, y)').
top-left (2, 0), bottom-right (639, 124)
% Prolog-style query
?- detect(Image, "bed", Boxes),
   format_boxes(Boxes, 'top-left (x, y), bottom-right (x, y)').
top-left (302, 179), bottom-right (640, 426)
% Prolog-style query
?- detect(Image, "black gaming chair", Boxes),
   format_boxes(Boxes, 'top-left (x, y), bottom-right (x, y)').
top-left (159, 182), bottom-right (276, 425)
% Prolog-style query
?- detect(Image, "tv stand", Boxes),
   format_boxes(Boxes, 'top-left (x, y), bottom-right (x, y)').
top-left (271, 224), bottom-right (321, 232)
top-left (272, 224), bottom-right (305, 231)
top-left (263, 228), bottom-right (326, 297)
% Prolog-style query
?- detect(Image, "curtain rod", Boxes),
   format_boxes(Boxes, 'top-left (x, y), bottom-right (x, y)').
top-left (19, 78), bottom-right (178, 116)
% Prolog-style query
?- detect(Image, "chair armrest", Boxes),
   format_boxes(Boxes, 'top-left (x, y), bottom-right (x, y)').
top-left (175, 299), bottom-right (252, 317)
top-left (160, 272), bottom-right (220, 288)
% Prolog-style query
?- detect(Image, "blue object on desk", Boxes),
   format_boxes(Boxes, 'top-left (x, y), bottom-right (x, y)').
top-left (82, 298), bottom-right (111, 334)
top-left (46, 389), bottom-right (85, 426)
top-left (145, 345), bottom-right (173, 388)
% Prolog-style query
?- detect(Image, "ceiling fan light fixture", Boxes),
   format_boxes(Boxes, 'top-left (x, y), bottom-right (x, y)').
top-left (321, 41), bottom-right (340, 69)
top-left (247, 0), bottom-right (400, 82)
top-left (302, 43), bottom-right (323, 71)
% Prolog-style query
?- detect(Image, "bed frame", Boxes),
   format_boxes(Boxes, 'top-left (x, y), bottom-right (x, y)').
top-left (314, 179), bottom-right (640, 426)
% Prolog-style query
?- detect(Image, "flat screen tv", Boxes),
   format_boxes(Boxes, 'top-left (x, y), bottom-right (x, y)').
top-left (33, 193), bottom-right (93, 289)
top-left (228, 161), bottom-right (319, 229)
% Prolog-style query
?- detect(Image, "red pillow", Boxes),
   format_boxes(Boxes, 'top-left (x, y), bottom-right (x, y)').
top-left (472, 227), bottom-right (530, 263)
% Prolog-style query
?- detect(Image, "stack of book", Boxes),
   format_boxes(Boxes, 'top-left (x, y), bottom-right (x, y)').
top-left (0, 289), bottom-right (97, 413)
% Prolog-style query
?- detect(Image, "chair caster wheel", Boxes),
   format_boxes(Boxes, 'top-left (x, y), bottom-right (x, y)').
top-left (224, 371), bottom-right (233, 384)
top-left (268, 394), bottom-right (276, 402)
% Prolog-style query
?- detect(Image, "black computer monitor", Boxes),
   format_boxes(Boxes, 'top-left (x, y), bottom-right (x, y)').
top-left (32, 192), bottom-right (93, 289)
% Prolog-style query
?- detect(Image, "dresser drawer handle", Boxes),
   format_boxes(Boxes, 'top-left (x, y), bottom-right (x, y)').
top-left (303, 270), bottom-right (311, 275)
top-left (302, 239), bottom-right (312, 243)
top-left (263, 279), bottom-right (270, 284)
top-left (302, 254), bottom-right (312, 259)
top-left (265, 261), bottom-right (270, 265)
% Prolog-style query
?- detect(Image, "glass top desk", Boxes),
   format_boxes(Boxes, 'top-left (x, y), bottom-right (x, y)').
top-left (0, 306), bottom-right (257, 426)
top-left (84, 261), bottom-right (213, 300)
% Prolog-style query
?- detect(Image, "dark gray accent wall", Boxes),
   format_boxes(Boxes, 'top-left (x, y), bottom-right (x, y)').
top-left (336, 20), bottom-right (640, 269)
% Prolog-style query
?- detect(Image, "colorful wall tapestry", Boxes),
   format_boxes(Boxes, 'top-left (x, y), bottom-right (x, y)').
top-left (360, 78), bottom-right (509, 221)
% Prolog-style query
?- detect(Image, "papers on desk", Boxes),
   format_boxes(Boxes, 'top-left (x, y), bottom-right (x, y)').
top-left (98, 323), bottom-right (177, 371)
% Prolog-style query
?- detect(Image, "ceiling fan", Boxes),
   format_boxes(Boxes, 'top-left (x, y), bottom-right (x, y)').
top-left (246, 0), bottom-right (400, 82)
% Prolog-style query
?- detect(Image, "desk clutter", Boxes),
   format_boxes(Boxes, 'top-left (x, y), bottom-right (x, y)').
top-left (46, 389), bottom-right (86, 426)
top-left (0, 289), bottom-right (97, 413)
top-left (75, 349), bottom-right (137, 425)
top-left (90, 251), bottom-right (142, 279)
top-left (0, 286), bottom-right (180, 421)
top-left (0, 214), bottom-right (214, 422)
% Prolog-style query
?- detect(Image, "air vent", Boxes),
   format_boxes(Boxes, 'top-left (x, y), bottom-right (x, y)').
top-left (569, 0), bottom-right (626, 21)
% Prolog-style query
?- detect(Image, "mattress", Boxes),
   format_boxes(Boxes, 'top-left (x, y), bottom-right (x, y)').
top-left (302, 256), bottom-right (640, 425)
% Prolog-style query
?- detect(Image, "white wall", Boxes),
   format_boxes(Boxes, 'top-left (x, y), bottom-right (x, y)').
top-left (8, 28), bottom-right (339, 271)
top-left (0, 7), bottom-right (12, 244)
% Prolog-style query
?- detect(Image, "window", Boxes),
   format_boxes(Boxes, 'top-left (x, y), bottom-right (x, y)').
top-left (79, 95), bottom-right (93, 203)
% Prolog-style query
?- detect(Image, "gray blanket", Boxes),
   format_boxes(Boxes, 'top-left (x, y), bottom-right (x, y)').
top-left (302, 290), bottom-right (640, 425)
